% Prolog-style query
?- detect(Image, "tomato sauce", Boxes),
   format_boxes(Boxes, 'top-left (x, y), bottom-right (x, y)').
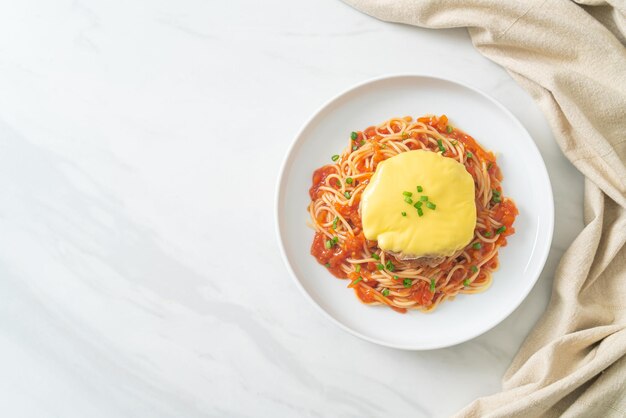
top-left (411, 281), bottom-right (433, 306)
top-left (311, 231), bottom-right (366, 279)
top-left (354, 283), bottom-right (377, 303)
top-left (309, 166), bottom-right (340, 200)
top-left (492, 200), bottom-right (518, 246)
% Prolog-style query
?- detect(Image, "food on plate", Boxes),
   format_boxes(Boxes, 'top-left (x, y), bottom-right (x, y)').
top-left (308, 114), bottom-right (518, 313)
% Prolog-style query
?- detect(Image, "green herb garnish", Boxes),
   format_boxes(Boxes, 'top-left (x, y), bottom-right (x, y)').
top-left (351, 131), bottom-right (358, 140)
top-left (346, 177), bottom-right (353, 184)
top-left (382, 288), bottom-right (390, 297)
top-left (372, 253), bottom-right (380, 260)
top-left (471, 265), bottom-right (478, 273)
top-left (496, 226), bottom-right (507, 234)
top-left (331, 154), bottom-right (339, 161)
top-left (350, 276), bottom-right (363, 286)
top-left (437, 139), bottom-right (445, 153)
top-left (403, 278), bottom-right (412, 288)
top-left (417, 185), bottom-right (423, 192)
top-left (426, 201), bottom-right (436, 210)
top-left (463, 279), bottom-right (470, 286)
top-left (472, 242), bottom-right (482, 250)
top-left (492, 189), bottom-right (502, 203)
top-left (430, 278), bottom-right (436, 292)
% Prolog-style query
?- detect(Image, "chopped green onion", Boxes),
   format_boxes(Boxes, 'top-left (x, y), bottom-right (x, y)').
top-left (360, 140), bottom-right (365, 146)
top-left (402, 191), bottom-right (413, 197)
top-left (336, 179), bottom-right (341, 187)
top-left (332, 236), bottom-right (338, 244)
top-left (484, 231), bottom-right (492, 237)
top-left (420, 196), bottom-right (429, 202)
top-left (325, 240), bottom-right (332, 249)
top-left (426, 201), bottom-right (436, 210)
top-left (331, 154), bottom-right (339, 161)
top-left (446, 125), bottom-right (453, 133)
top-left (351, 131), bottom-right (358, 140)
top-left (393, 275), bottom-right (399, 280)
top-left (404, 196), bottom-right (413, 204)
top-left (372, 253), bottom-right (380, 260)
top-left (382, 288), bottom-right (390, 297)
top-left (355, 264), bottom-right (361, 272)
top-left (463, 279), bottom-right (470, 286)
top-left (332, 216), bottom-right (338, 230)
top-left (417, 185), bottom-right (423, 193)
top-left (496, 226), bottom-right (507, 234)
top-left (451, 140), bottom-right (458, 145)
top-left (437, 139), bottom-right (445, 153)
top-left (491, 189), bottom-right (502, 203)
top-left (417, 207), bottom-right (424, 217)
top-left (466, 152), bottom-right (473, 159)
top-left (413, 202), bottom-right (422, 209)
top-left (350, 276), bottom-right (363, 286)
top-left (325, 263), bottom-right (330, 267)
top-left (403, 278), bottom-right (412, 288)
top-left (344, 192), bottom-right (351, 199)
top-left (401, 211), bottom-right (407, 217)
top-left (352, 145), bottom-right (358, 151)
top-left (471, 265), bottom-right (478, 273)
top-left (385, 260), bottom-right (395, 271)
top-left (487, 162), bottom-right (493, 170)
top-left (430, 278), bottom-right (436, 292)
top-left (346, 177), bottom-right (353, 184)
top-left (472, 242), bottom-right (482, 250)
top-left (376, 263), bottom-right (385, 270)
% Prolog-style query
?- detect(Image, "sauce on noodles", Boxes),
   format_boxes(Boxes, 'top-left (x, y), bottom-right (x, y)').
top-left (309, 115), bottom-right (518, 313)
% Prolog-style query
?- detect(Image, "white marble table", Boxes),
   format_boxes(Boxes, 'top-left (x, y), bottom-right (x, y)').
top-left (0, 1), bottom-right (584, 417)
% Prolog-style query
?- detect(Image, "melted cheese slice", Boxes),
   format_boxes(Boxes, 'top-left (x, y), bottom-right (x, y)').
top-left (361, 150), bottom-right (476, 257)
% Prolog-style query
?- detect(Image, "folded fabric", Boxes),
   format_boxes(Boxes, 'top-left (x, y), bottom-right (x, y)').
top-left (341, 0), bottom-right (626, 416)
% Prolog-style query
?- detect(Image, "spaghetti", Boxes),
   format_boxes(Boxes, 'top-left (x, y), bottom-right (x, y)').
top-left (308, 114), bottom-right (518, 313)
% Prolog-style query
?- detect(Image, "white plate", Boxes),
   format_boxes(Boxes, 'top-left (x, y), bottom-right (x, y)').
top-left (275, 75), bottom-right (553, 350)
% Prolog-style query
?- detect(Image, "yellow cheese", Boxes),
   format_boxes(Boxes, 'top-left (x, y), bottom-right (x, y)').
top-left (360, 150), bottom-right (476, 257)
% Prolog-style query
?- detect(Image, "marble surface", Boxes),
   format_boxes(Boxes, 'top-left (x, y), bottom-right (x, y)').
top-left (0, 1), bottom-right (584, 417)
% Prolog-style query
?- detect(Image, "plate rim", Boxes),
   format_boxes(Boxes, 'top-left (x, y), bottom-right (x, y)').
top-left (275, 73), bottom-right (555, 350)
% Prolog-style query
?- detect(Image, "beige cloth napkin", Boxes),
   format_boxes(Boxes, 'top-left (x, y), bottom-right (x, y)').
top-left (341, 0), bottom-right (626, 416)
